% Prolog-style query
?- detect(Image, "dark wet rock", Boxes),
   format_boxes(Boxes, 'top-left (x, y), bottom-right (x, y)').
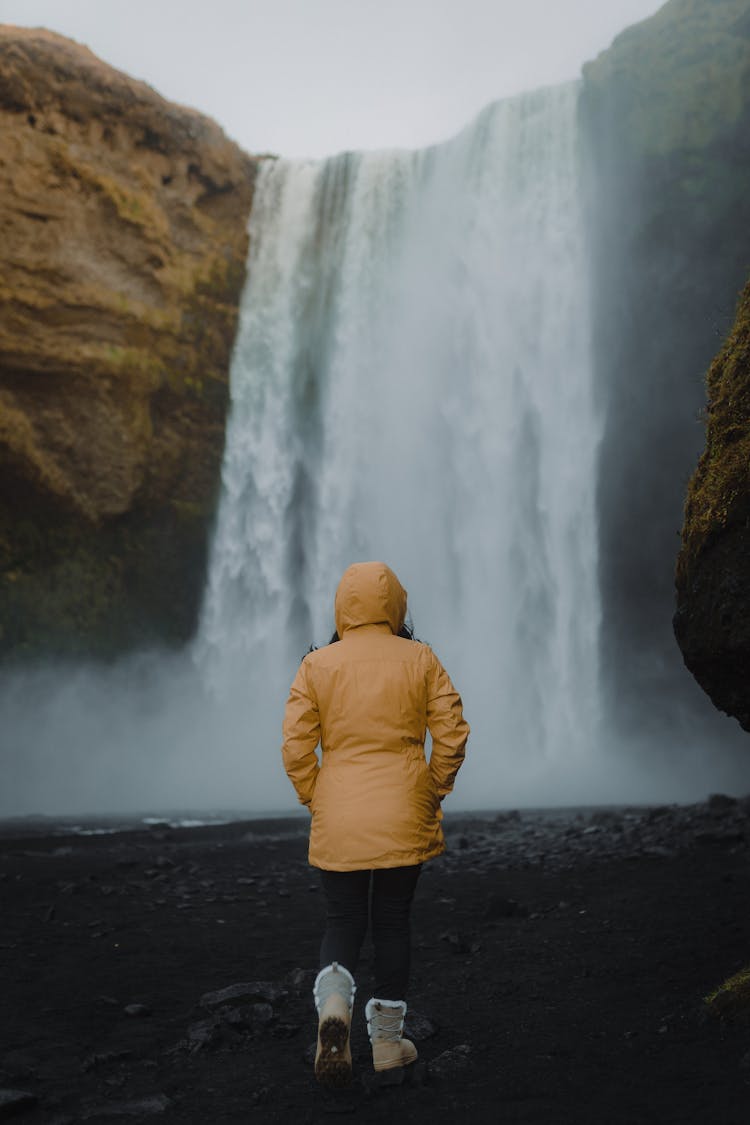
top-left (0, 1088), bottom-right (37, 1117)
top-left (82, 1093), bottom-right (171, 1118)
top-left (428, 1044), bottom-right (471, 1080)
top-left (220, 1003), bottom-right (274, 1030)
top-left (81, 1050), bottom-right (133, 1073)
top-left (182, 998), bottom-right (276, 1054)
top-left (404, 1011), bottom-right (438, 1041)
top-left (184, 1018), bottom-right (222, 1053)
top-left (153, 855), bottom-right (175, 868)
top-left (287, 967), bottom-right (316, 995)
top-left (200, 980), bottom-right (288, 1009)
top-left (439, 931), bottom-right (476, 954)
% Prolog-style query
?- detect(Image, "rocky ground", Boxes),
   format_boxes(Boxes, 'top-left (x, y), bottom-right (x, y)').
top-left (1, 798), bottom-right (749, 1123)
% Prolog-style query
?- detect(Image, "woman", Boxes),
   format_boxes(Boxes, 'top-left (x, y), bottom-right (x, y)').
top-left (281, 561), bottom-right (469, 1087)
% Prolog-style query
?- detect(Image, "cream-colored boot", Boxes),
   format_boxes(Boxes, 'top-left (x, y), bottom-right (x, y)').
top-left (365, 998), bottom-right (418, 1072)
top-left (313, 962), bottom-right (356, 1087)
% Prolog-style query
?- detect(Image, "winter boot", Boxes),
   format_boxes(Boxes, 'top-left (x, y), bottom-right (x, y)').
top-left (313, 962), bottom-right (356, 1087)
top-left (365, 998), bottom-right (418, 1072)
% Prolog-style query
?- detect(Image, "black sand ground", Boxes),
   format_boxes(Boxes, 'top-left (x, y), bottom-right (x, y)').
top-left (2, 800), bottom-right (749, 1124)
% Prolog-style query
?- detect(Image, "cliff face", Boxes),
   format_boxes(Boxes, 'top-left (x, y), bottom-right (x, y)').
top-left (581, 0), bottom-right (750, 735)
top-left (675, 282), bottom-right (750, 729)
top-left (0, 28), bottom-right (260, 657)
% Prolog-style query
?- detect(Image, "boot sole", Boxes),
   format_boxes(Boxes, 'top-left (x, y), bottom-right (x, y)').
top-left (315, 1016), bottom-right (352, 1088)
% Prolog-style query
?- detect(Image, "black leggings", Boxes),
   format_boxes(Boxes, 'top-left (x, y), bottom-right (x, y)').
top-left (319, 865), bottom-right (421, 1001)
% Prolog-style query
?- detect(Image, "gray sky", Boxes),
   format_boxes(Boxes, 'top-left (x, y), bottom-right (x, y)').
top-left (1, 0), bottom-right (665, 158)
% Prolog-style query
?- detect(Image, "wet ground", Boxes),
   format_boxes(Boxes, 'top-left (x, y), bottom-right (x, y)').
top-left (2, 798), bottom-right (749, 1123)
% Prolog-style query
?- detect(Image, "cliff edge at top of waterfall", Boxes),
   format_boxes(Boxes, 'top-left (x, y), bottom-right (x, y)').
top-left (0, 27), bottom-right (263, 659)
top-left (675, 279), bottom-right (750, 732)
top-left (582, 0), bottom-right (750, 158)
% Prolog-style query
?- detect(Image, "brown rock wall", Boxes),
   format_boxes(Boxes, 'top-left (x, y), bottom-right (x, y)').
top-left (674, 280), bottom-right (750, 730)
top-left (0, 27), bottom-right (263, 656)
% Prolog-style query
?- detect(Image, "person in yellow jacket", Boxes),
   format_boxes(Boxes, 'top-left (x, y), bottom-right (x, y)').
top-left (281, 560), bottom-right (469, 1087)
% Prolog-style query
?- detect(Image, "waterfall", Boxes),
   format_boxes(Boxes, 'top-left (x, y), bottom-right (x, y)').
top-left (6, 81), bottom-right (748, 819)
top-left (196, 81), bottom-right (603, 804)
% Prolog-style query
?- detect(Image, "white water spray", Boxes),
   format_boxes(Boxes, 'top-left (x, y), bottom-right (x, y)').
top-left (198, 82), bottom-right (603, 803)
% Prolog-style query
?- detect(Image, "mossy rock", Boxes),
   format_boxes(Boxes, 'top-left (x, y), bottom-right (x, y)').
top-left (674, 279), bottom-right (750, 730)
top-left (0, 498), bottom-right (213, 661)
top-left (705, 966), bottom-right (750, 1022)
top-left (678, 280), bottom-right (750, 576)
top-left (0, 28), bottom-right (262, 661)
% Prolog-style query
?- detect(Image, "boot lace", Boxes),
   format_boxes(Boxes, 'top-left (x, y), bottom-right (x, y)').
top-left (371, 1004), bottom-right (405, 1041)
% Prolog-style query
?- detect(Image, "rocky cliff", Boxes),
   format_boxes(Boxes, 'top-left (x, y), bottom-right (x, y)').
top-left (581, 0), bottom-right (750, 737)
top-left (0, 28), bottom-right (260, 658)
top-left (675, 281), bottom-right (750, 729)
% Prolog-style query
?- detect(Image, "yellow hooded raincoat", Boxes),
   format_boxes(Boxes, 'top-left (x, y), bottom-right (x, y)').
top-left (281, 561), bottom-right (470, 871)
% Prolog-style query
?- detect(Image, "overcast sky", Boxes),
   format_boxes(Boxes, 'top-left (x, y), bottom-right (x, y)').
top-left (1, 0), bottom-right (665, 158)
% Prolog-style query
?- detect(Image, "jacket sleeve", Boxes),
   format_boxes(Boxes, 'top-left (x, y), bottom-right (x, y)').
top-left (425, 650), bottom-right (470, 798)
top-left (281, 658), bottom-right (320, 808)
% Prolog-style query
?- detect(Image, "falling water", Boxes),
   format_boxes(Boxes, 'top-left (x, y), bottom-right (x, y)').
top-left (197, 81), bottom-right (603, 803)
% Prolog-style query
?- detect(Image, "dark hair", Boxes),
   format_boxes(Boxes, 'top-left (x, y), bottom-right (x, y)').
top-left (306, 616), bottom-right (419, 657)
top-left (328, 618), bottom-right (418, 644)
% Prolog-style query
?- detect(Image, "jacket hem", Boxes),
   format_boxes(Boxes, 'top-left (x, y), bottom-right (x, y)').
top-left (308, 841), bottom-right (445, 871)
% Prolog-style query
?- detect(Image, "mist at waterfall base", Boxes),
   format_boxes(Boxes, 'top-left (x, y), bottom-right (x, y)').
top-left (3, 85), bottom-right (750, 820)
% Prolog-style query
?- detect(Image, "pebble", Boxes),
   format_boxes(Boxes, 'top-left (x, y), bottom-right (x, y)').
top-left (82, 1093), bottom-right (171, 1117)
top-left (82, 1050), bottom-right (133, 1073)
top-left (404, 1010), bottom-right (438, 1041)
top-left (483, 896), bottom-right (527, 920)
top-left (185, 1019), bottom-right (221, 1052)
top-left (220, 1002), bottom-right (274, 1029)
top-left (428, 1044), bottom-right (472, 1080)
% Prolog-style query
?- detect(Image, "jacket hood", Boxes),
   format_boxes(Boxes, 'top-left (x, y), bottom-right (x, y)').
top-left (334, 561), bottom-right (407, 636)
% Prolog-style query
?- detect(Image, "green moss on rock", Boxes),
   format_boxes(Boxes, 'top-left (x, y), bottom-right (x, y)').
top-left (674, 278), bottom-right (750, 730)
top-left (705, 965), bottom-right (750, 1021)
top-left (678, 281), bottom-right (750, 577)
